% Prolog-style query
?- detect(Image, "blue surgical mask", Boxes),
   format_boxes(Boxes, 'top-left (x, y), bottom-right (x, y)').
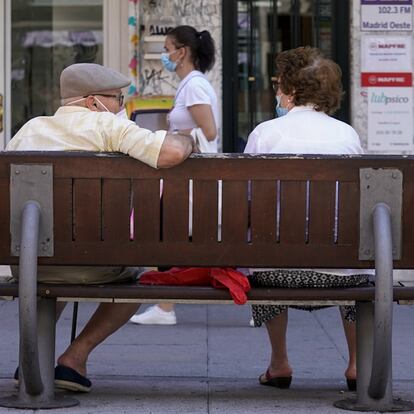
top-left (275, 95), bottom-right (289, 118)
top-left (161, 51), bottom-right (178, 72)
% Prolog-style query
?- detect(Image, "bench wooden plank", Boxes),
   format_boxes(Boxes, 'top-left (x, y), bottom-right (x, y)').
top-left (132, 179), bottom-right (160, 242)
top-left (162, 178), bottom-right (189, 242)
top-left (73, 179), bottom-right (101, 242)
top-left (192, 180), bottom-right (218, 243)
top-left (280, 181), bottom-right (307, 244)
top-left (402, 180), bottom-right (414, 247)
top-left (54, 179), bottom-right (73, 242)
top-left (2, 152), bottom-right (414, 181)
top-left (309, 181), bottom-right (336, 244)
top-left (337, 181), bottom-right (359, 246)
top-left (102, 179), bottom-right (131, 242)
top-left (0, 178), bottom-right (10, 259)
top-left (251, 180), bottom-right (277, 243)
top-left (222, 180), bottom-right (248, 243)
top-left (42, 241), bottom-right (360, 267)
top-left (0, 283), bottom-right (404, 302)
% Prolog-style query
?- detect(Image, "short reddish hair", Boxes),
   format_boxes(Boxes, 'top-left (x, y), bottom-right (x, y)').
top-left (275, 47), bottom-right (343, 115)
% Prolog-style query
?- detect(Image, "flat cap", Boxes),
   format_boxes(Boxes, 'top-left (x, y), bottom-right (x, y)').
top-left (60, 63), bottom-right (131, 99)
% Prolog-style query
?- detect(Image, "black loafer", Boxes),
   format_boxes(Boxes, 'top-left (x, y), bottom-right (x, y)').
top-left (54, 364), bottom-right (92, 393)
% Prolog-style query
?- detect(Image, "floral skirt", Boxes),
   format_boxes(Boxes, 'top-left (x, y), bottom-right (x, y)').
top-left (250, 270), bottom-right (370, 327)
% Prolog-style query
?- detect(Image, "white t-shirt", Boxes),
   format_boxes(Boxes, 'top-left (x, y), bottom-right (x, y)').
top-left (244, 105), bottom-right (372, 277)
top-left (168, 70), bottom-right (219, 153)
top-left (245, 105), bottom-right (363, 155)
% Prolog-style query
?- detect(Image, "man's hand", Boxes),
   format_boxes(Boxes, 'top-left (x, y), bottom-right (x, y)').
top-left (176, 129), bottom-right (200, 153)
top-left (157, 132), bottom-right (194, 168)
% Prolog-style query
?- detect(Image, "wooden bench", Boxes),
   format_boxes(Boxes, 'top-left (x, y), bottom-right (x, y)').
top-left (0, 151), bottom-right (414, 412)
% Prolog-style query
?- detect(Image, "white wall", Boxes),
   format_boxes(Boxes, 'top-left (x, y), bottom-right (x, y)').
top-left (350, 0), bottom-right (414, 154)
top-left (103, 0), bottom-right (130, 77)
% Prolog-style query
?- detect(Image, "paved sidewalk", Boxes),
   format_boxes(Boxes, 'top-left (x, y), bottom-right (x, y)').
top-left (0, 299), bottom-right (413, 413)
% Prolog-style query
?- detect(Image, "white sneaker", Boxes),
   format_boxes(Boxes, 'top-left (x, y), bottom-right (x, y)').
top-left (129, 305), bottom-right (177, 325)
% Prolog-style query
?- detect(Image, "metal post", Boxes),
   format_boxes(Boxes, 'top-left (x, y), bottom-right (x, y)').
top-left (356, 301), bottom-right (375, 405)
top-left (0, 201), bottom-right (78, 409)
top-left (18, 201), bottom-right (43, 396)
top-left (36, 297), bottom-right (57, 401)
top-left (335, 203), bottom-right (414, 412)
top-left (369, 203), bottom-right (393, 400)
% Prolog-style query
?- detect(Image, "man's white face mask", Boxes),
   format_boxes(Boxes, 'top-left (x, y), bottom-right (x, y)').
top-left (116, 108), bottom-right (129, 120)
top-left (65, 96), bottom-right (127, 119)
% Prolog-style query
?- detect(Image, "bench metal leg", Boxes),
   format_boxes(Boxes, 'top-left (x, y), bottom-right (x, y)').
top-left (0, 201), bottom-right (78, 409)
top-left (334, 203), bottom-right (414, 412)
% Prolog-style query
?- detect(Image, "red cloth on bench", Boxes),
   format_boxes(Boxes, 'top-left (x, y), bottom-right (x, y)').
top-left (138, 267), bottom-right (251, 305)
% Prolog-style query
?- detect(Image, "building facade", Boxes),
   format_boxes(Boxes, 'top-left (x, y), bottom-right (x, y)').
top-left (1, 0), bottom-right (413, 153)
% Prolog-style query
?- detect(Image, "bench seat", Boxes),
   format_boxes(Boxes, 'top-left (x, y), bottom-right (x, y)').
top-left (1, 282), bottom-right (414, 304)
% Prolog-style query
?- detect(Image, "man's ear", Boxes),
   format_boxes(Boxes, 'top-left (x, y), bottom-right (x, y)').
top-left (85, 95), bottom-right (98, 111)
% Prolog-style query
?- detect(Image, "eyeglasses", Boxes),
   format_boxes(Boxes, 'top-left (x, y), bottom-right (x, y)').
top-left (85, 93), bottom-right (124, 106)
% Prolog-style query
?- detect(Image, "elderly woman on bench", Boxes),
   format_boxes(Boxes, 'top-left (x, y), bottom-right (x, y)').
top-left (244, 46), bottom-right (372, 391)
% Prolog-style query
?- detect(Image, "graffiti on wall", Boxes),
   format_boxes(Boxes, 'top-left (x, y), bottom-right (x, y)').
top-left (139, 0), bottom-right (222, 97)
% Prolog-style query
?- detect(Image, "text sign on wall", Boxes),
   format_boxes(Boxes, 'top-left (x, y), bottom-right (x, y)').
top-left (361, 0), bottom-right (413, 31)
top-left (361, 72), bottom-right (412, 86)
top-left (361, 36), bottom-right (412, 71)
top-left (366, 86), bottom-right (413, 151)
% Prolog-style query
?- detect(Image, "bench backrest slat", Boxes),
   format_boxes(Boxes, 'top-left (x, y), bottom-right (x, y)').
top-left (309, 181), bottom-right (336, 244)
top-left (163, 178), bottom-right (190, 242)
top-left (193, 180), bottom-right (218, 243)
top-left (0, 177), bottom-right (10, 251)
top-left (74, 178), bottom-right (102, 242)
top-left (54, 178), bottom-right (73, 243)
top-left (222, 180), bottom-right (249, 243)
top-left (251, 180), bottom-right (277, 243)
top-left (133, 179), bottom-right (161, 242)
top-left (337, 181), bottom-right (360, 245)
top-left (280, 181), bottom-right (307, 244)
top-left (103, 179), bottom-right (131, 242)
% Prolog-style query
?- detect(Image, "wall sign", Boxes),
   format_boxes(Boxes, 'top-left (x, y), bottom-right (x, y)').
top-left (361, 36), bottom-right (412, 71)
top-left (366, 86), bottom-right (413, 151)
top-left (361, 0), bottom-right (413, 31)
top-left (362, 74), bottom-right (413, 151)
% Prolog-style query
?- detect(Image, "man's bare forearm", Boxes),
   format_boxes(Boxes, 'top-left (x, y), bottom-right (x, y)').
top-left (157, 133), bottom-right (196, 168)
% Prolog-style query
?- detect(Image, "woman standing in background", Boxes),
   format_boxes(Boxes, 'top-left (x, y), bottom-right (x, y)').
top-left (130, 25), bottom-right (219, 325)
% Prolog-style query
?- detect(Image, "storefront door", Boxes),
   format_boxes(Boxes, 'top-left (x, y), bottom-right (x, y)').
top-left (0, 0), bottom-right (109, 147)
top-left (222, 0), bottom-right (350, 151)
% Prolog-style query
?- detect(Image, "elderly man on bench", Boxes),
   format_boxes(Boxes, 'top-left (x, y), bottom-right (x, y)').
top-left (6, 62), bottom-right (196, 392)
